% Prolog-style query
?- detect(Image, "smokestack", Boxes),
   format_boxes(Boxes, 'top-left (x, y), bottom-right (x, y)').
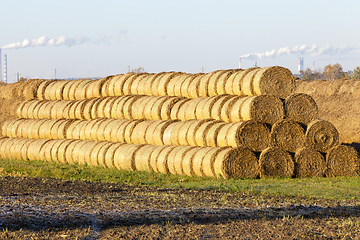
top-left (4, 54), bottom-right (7, 84)
top-left (0, 49), bottom-right (2, 82)
top-left (239, 57), bottom-right (241, 69)
top-left (298, 57), bottom-right (304, 74)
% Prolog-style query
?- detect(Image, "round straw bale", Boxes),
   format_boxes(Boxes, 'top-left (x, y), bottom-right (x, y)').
top-left (27, 139), bottom-right (50, 161)
top-left (183, 97), bottom-right (205, 120)
top-left (78, 140), bottom-right (99, 165)
top-left (284, 93), bottom-right (318, 125)
top-left (163, 121), bottom-right (180, 145)
top-left (21, 79), bottom-right (44, 100)
top-left (142, 96), bottom-right (162, 120)
top-left (225, 70), bottom-right (244, 95)
top-left (38, 139), bottom-right (57, 162)
top-left (82, 98), bottom-right (98, 120)
top-left (134, 144), bottom-right (157, 172)
top-left (146, 120), bottom-right (178, 145)
top-left (173, 146), bottom-right (196, 175)
top-left (241, 68), bottom-right (262, 96)
top-left (149, 145), bottom-right (170, 173)
top-left (210, 95), bottom-right (233, 120)
top-left (1, 138), bottom-right (18, 160)
top-left (177, 120), bottom-right (198, 146)
top-left (150, 72), bottom-right (169, 96)
top-left (62, 139), bottom-right (82, 164)
top-left (108, 119), bottom-right (130, 142)
top-left (305, 119), bottom-right (340, 153)
top-left (216, 70), bottom-right (237, 95)
top-left (86, 79), bottom-right (105, 98)
top-left (180, 73), bottom-right (202, 98)
top-left (271, 119), bottom-right (305, 153)
top-left (48, 139), bottom-right (69, 163)
top-left (51, 119), bottom-right (73, 140)
top-left (123, 96), bottom-right (143, 119)
top-left (154, 72), bottom-right (178, 96)
top-left (64, 80), bottom-right (82, 100)
top-left (38, 119), bottom-right (60, 139)
top-left (78, 120), bottom-right (92, 140)
top-left (67, 100), bottom-right (81, 119)
top-left (95, 119), bottom-right (114, 141)
top-left (73, 79), bottom-right (91, 100)
top-left (131, 96), bottom-right (148, 119)
top-left (13, 119), bottom-right (31, 138)
top-left (98, 76), bottom-right (113, 97)
top-left (181, 146), bottom-right (202, 176)
top-left (155, 145), bottom-right (176, 174)
top-left (150, 96), bottom-right (171, 120)
top-left (219, 96), bottom-right (242, 122)
top-left (166, 73), bottom-right (185, 97)
top-left (198, 71), bottom-right (219, 97)
top-left (231, 67), bottom-right (259, 95)
top-left (102, 97), bottom-right (118, 119)
top-left (29, 119), bottom-right (48, 139)
top-left (43, 81), bottom-right (58, 100)
top-left (50, 100), bottom-right (73, 119)
top-left (81, 119), bottom-right (100, 140)
top-left (137, 74), bottom-right (155, 95)
top-left (53, 81), bottom-right (69, 100)
top-left (90, 141), bottom-right (113, 167)
top-left (110, 74), bottom-right (135, 96)
top-left (194, 97), bottom-right (210, 120)
top-left (6, 138), bottom-right (21, 160)
top-left (8, 119), bottom-right (23, 138)
top-left (123, 73), bottom-right (145, 95)
top-left (172, 74), bottom-right (191, 97)
top-left (124, 119), bottom-right (145, 144)
top-left (96, 97), bottom-right (113, 118)
top-left (61, 80), bottom-right (75, 100)
top-left (252, 66), bottom-right (295, 98)
top-left (167, 146), bottom-right (186, 175)
top-left (192, 146), bottom-right (214, 177)
top-left (169, 99), bottom-right (190, 120)
top-left (214, 147), bottom-right (260, 179)
top-left (169, 121), bottom-right (189, 146)
top-left (131, 120), bottom-right (157, 144)
top-left (259, 147), bottom-right (294, 178)
top-left (114, 144), bottom-right (144, 171)
top-left (102, 119), bottom-right (119, 141)
top-left (186, 119), bottom-right (214, 146)
top-left (1, 119), bottom-right (15, 137)
top-left (294, 147), bottom-right (326, 178)
top-left (325, 145), bottom-right (359, 177)
top-left (24, 100), bottom-right (41, 119)
top-left (110, 96), bottom-right (132, 119)
top-left (195, 120), bottom-right (222, 147)
top-left (71, 140), bottom-right (89, 165)
top-left (65, 120), bottom-right (83, 139)
top-left (57, 139), bottom-right (77, 164)
top-left (187, 74), bottom-right (204, 98)
top-left (71, 120), bottom-right (88, 140)
top-left (205, 122), bottom-right (227, 147)
top-left (130, 74), bottom-right (148, 95)
top-left (15, 100), bottom-right (28, 118)
top-left (112, 119), bottom-right (133, 143)
top-left (229, 95), bottom-right (284, 125)
top-left (37, 80), bottom-right (54, 100)
top-left (175, 100), bottom-right (191, 121)
top-left (208, 70), bottom-right (227, 97)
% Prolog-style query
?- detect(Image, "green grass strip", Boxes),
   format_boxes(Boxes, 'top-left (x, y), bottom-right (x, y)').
top-left (0, 158), bottom-right (359, 200)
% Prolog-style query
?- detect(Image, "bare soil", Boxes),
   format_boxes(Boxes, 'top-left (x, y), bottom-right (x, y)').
top-left (0, 176), bottom-right (360, 239)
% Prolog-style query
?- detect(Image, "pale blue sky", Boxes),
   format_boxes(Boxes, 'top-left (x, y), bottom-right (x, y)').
top-left (1, 0), bottom-right (360, 82)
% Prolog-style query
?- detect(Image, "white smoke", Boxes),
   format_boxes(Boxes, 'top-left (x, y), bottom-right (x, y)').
top-left (2, 35), bottom-right (91, 49)
top-left (241, 44), bottom-right (360, 60)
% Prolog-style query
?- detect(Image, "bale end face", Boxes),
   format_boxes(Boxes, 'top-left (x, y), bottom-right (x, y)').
top-left (325, 145), bottom-right (359, 177)
top-left (259, 147), bottom-right (294, 178)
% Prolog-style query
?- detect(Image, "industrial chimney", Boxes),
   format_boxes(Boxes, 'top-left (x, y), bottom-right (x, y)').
top-left (0, 49), bottom-right (2, 82)
top-left (4, 54), bottom-right (7, 84)
top-left (298, 57), bottom-right (304, 74)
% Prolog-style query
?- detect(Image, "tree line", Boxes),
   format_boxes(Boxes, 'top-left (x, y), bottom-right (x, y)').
top-left (300, 64), bottom-right (360, 81)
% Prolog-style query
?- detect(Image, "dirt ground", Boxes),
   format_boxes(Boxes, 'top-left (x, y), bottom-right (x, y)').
top-left (0, 176), bottom-right (359, 239)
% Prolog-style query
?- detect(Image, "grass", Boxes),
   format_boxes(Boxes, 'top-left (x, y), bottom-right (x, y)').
top-left (0, 158), bottom-right (359, 200)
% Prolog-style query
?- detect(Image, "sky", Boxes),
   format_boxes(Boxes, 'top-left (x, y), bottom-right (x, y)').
top-left (1, 0), bottom-right (360, 83)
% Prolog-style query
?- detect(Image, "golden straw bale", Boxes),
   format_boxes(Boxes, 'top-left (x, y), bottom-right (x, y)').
top-left (86, 78), bottom-right (107, 98)
top-left (137, 74), bottom-right (155, 95)
top-left (166, 73), bottom-right (188, 97)
top-left (210, 95), bottom-right (233, 120)
top-left (130, 74), bottom-right (148, 95)
top-left (57, 139), bottom-right (77, 164)
top-left (284, 93), bottom-right (318, 125)
top-left (216, 69), bottom-right (238, 95)
top-left (174, 146), bottom-right (196, 175)
top-left (270, 119), bottom-right (305, 153)
top-left (72, 140), bottom-right (91, 165)
top-left (305, 119), bottom-right (340, 153)
top-left (39, 139), bottom-right (58, 162)
top-left (219, 96), bottom-right (242, 122)
top-left (142, 96), bottom-right (163, 120)
top-left (173, 74), bottom-right (191, 97)
top-left (25, 139), bottom-right (50, 161)
top-left (149, 145), bottom-right (170, 173)
top-left (103, 119), bottom-right (120, 141)
top-left (109, 119), bottom-right (132, 142)
top-left (192, 146), bottom-right (215, 177)
top-left (51, 119), bottom-right (73, 140)
top-left (134, 144), bottom-right (157, 172)
top-left (113, 144), bottom-right (143, 171)
top-left (231, 67), bottom-right (259, 95)
top-left (131, 120), bottom-right (157, 144)
top-left (150, 96), bottom-right (171, 120)
top-left (325, 145), bottom-right (359, 177)
top-left (259, 147), bottom-right (294, 178)
top-left (110, 96), bottom-right (132, 119)
top-left (96, 97), bottom-right (113, 118)
top-left (183, 97), bottom-right (205, 120)
top-left (205, 122), bottom-right (227, 147)
top-left (194, 97), bottom-right (210, 119)
top-left (229, 95), bottom-right (284, 125)
top-left (169, 99), bottom-right (190, 120)
top-left (186, 119), bottom-right (214, 146)
top-left (224, 70), bottom-right (244, 95)
top-left (294, 147), bottom-right (326, 178)
top-left (157, 72), bottom-right (182, 96)
top-left (214, 147), bottom-right (259, 179)
top-left (96, 119), bottom-right (115, 141)
top-left (82, 141), bottom-right (104, 166)
top-left (71, 120), bottom-right (88, 140)
top-left (195, 120), bottom-right (222, 147)
top-left (108, 74), bottom-right (134, 96)
top-left (167, 146), bottom-right (187, 175)
top-left (37, 80), bottom-right (55, 100)
top-left (123, 73), bottom-right (145, 95)
top-left (131, 96), bottom-right (149, 119)
top-left (82, 98), bottom-right (99, 120)
top-left (160, 97), bottom-right (184, 120)
top-left (177, 120), bottom-right (198, 146)
top-left (163, 121), bottom-right (179, 145)
top-left (124, 119), bottom-right (145, 144)
top-left (90, 141), bottom-right (113, 167)
top-left (50, 100), bottom-right (73, 119)
top-left (103, 97), bottom-right (119, 119)
top-left (146, 120), bottom-right (178, 145)
top-left (176, 100), bottom-right (191, 121)
top-left (198, 70), bottom-right (222, 97)
top-left (170, 121), bottom-right (189, 146)
top-left (103, 142), bottom-right (124, 168)
top-left (180, 73), bottom-right (203, 98)
top-left (149, 72), bottom-right (168, 96)
top-left (208, 70), bottom-right (229, 97)
top-left (7, 138), bottom-right (24, 161)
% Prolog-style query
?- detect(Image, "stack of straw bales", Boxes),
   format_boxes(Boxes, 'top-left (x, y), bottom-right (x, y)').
top-left (0, 66), bottom-right (358, 179)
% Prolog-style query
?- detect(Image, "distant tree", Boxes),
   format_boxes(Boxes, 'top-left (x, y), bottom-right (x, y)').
top-left (352, 66), bottom-right (360, 79)
top-left (323, 63), bottom-right (344, 80)
top-left (300, 68), bottom-right (313, 81)
top-left (130, 67), bottom-right (146, 74)
top-left (18, 77), bottom-right (28, 82)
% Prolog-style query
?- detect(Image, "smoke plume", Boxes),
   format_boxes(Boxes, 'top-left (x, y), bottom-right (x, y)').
top-left (241, 44), bottom-right (360, 60)
top-left (2, 35), bottom-right (91, 50)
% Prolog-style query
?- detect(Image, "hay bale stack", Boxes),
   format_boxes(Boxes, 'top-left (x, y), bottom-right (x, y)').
top-left (259, 147), bottom-right (294, 178)
top-left (285, 93), bottom-right (318, 125)
top-left (325, 145), bottom-right (359, 177)
top-left (134, 144), bottom-right (157, 172)
top-left (305, 119), bottom-right (340, 153)
top-left (228, 95), bottom-right (284, 125)
top-left (270, 120), bottom-right (305, 153)
top-left (294, 148), bottom-right (326, 178)
top-left (214, 147), bottom-right (260, 179)
top-left (113, 144), bottom-right (144, 171)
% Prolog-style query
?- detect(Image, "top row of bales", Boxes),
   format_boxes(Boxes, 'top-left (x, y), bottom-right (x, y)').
top-left (0, 66), bottom-right (295, 101)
